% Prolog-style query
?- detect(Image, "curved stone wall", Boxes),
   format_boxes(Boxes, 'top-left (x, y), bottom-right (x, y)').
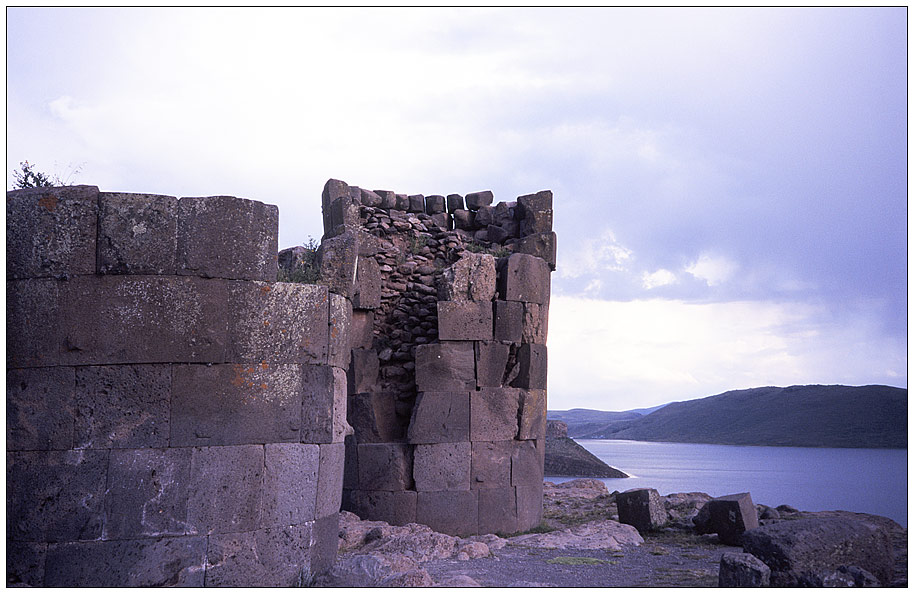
top-left (6, 186), bottom-right (350, 587)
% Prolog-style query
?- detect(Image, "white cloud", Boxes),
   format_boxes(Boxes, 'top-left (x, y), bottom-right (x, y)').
top-left (642, 268), bottom-right (677, 289)
top-left (558, 228), bottom-right (633, 279)
top-left (686, 252), bottom-right (739, 286)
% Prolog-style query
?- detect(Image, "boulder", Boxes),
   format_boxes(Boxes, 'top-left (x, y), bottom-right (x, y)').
top-left (508, 519), bottom-right (643, 551)
top-left (821, 565), bottom-right (881, 587)
top-left (740, 515), bottom-right (895, 586)
top-left (718, 552), bottom-right (771, 587)
top-left (616, 488), bottom-right (668, 533)
top-left (438, 252), bottom-right (496, 302)
top-left (706, 492), bottom-right (759, 545)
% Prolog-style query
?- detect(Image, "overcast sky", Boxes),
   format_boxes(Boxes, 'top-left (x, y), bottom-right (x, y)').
top-left (7, 7), bottom-right (907, 410)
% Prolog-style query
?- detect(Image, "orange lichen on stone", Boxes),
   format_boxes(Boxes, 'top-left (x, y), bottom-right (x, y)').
top-left (38, 194), bottom-right (58, 212)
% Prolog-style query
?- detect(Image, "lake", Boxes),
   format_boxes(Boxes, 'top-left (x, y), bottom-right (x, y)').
top-left (545, 439), bottom-right (907, 527)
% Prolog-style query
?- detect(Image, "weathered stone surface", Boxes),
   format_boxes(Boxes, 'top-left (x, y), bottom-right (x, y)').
top-left (517, 189), bottom-right (552, 213)
top-left (499, 252), bottom-right (551, 304)
top-left (408, 194), bottom-right (425, 213)
top-left (104, 447), bottom-right (192, 540)
top-left (522, 302), bottom-right (549, 344)
top-left (416, 490), bottom-right (478, 537)
top-left (477, 487), bottom-right (518, 535)
top-left (6, 541), bottom-right (47, 587)
top-left (357, 443), bottom-right (414, 490)
top-left (425, 195), bottom-right (445, 214)
top-left (6, 366), bottom-right (75, 450)
top-left (343, 434), bottom-right (360, 489)
top-left (546, 419), bottom-right (568, 438)
top-left (205, 524), bottom-right (313, 587)
top-left (465, 190), bottom-right (494, 211)
top-left (519, 208), bottom-right (553, 236)
top-left (171, 364), bottom-right (302, 447)
top-left (7, 185), bottom-right (99, 279)
top-left (705, 492), bottom-right (759, 545)
top-left (494, 300), bottom-right (524, 343)
top-left (438, 252), bottom-right (496, 302)
top-left (475, 341), bottom-right (509, 388)
top-left (407, 391), bottom-right (470, 444)
top-left (262, 443), bottom-right (319, 527)
top-left (328, 293), bottom-right (352, 368)
top-left (437, 300), bottom-right (493, 341)
top-left (395, 194), bottom-right (410, 211)
top-left (415, 342), bottom-right (476, 392)
top-left (474, 205), bottom-right (494, 226)
top-left (61, 275), bottom-right (229, 365)
top-left (301, 365), bottom-right (349, 444)
top-left (446, 194), bottom-right (464, 213)
top-left (616, 488), bottom-right (668, 534)
top-left (7, 278), bottom-right (64, 368)
top-left (509, 519), bottom-right (643, 551)
top-left (373, 190), bottom-right (397, 210)
top-left (348, 392), bottom-right (402, 443)
top-left (44, 536), bottom-right (206, 587)
top-left (186, 445), bottom-right (264, 535)
top-left (517, 389), bottom-right (547, 440)
top-left (97, 192), bottom-right (178, 274)
top-left (470, 387), bottom-right (520, 441)
top-left (512, 343), bottom-right (547, 390)
top-left (470, 440), bottom-right (513, 488)
top-left (325, 191), bottom-right (360, 237)
top-left (821, 565), bottom-right (881, 587)
top-left (347, 348), bottom-right (379, 394)
top-left (360, 188), bottom-right (382, 207)
top-left (316, 443), bottom-right (346, 518)
top-left (74, 365), bottom-right (170, 449)
top-left (719, 552), bottom-right (771, 587)
top-left (322, 179), bottom-right (350, 234)
top-left (353, 256), bottom-right (381, 309)
top-left (177, 195), bottom-right (277, 281)
top-left (311, 512), bottom-right (341, 574)
top-left (318, 229), bottom-right (359, 298)
top-left (741, 515), bottom-right (895, 587)
top-left (346, 490), bottom-right (418, 526)
top-left (509, 440), bottom-right (543, 487)
top-left (516, 231), bottom-right (557, 271)
top-left (350, 310), bottom-right (375, 350)
top-left (515, 482), bottom-right (544, 532)
top-left (7, 449), bottom-right (108, 542)
top-left (452, 209), bottom-right (474, 230)
top-left (414, 442), bottom-right (471, 491)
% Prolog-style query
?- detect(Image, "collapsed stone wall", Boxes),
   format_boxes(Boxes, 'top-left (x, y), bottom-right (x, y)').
top-left (6, 186), bottom-right (350, 587)
top-left (286, 179), bottom-right (556, 537)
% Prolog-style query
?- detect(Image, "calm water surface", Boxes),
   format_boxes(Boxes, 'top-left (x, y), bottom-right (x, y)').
top-left (545, 439), bottom-right (907, 527)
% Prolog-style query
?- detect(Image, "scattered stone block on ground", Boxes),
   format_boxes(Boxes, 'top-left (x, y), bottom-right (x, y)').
top-left (616, 488), bottom-right (668, 534)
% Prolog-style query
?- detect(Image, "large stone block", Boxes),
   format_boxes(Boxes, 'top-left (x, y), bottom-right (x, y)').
top-left (374, 189), bottom-right (397, 210)
top-left (470, 387), bottom-right (520, 441)
top-left (329, 293), bottom-right (352, 368)
top-left (343, 434), bottom-right (359, 489)
top-left (719, 552), bottom-right (771, 587)
top-left (301, 365), bottom-right (349, 444)
top-left (186, 445), bottom-right (264, 535)
top-left (6, 541), bottom-right (47, 587)
top-left (470, 440), bottom-right (513, 488)
top-left (475, 341), bottom-right (509, 388)
top-left (262, 443), bottom-right (320, 528)
top-left (515, 482), bottom-right (544, 532)
top-left (318, 229), bottom-right (359, 298)
top-left (465, 190), bottom-right (494, 211)
top-left (6, 366), bottom-right (75, 450)
top-left (97, 192), bottom-right (178, 274)
top-left (7, 278), bottom-right (64, 368)
top-left (345, 490), bottom-right (418, 526)
top-left (437, 301), bottom-right (493, 341)
top-left (499, 252), bottom-right (551, 305)
top-left (407, 194), bottom-right (425, 213)
top-left (511, 439), bottom-right (544, 487)
top-left (171, 364), bottom-right (302, 447)
top-left (512, 343), bottom-right (547, 390)
top-left (446, 194), bottom-right (464, 213)
top-left (7, 185), bottom-right (99, 279)
top-left (416, 490), bottom-right (478, 537)
top-left (425, 195), bottom-right (445, 214)
top-left (415, 342), bottom-right (476, 392)
top-left (353, 257), bottom-right (381, 309)
top-left (517, 189), bottom-right (552, 213)
top-left (74, 365), bottom-right (170, 449)
top-left (407, 391), bottom-right (470, 444)
top-left (205, 524), bottom-right (313, 587)
top-left (310, 513), bottom-right (341, 575)
top-left (356, 443), bottom-right (413, 491)
top-left (348, 392), bottom-right (402, 443)
top-left (706, 492), bottom-right (759, 545)
top-left (104, 448), bottom-right (192, 540)
top-left (519, 208), bottom-right (553, 236)
top-left (616, 488), bottom-right (668, 534)
top-left (350, 310), bottom-right (375, 350)
top-left (515, 232), bottom-right (557, 271)
top-left (177, 195), bottom-right (277, 281)
top-left (316, 443), bottom-right (346, 518)
top-left (477, 487), bottom-right (518, 535)
top-left (413, 442), bottom-right (471, 492)
top-left (61, 275), bottom-right (229, 365)
top-left (360, 188), bottom-right (383, 207)
top-left (347, 348), bottom-right (379, 394)
top-left (230, 281), bottom-right (330, 364)
top-left (7, 449), bottom-right (108, 542)
top-left (517, 389), bottom-right (547, 440)
top-left (438, 252), bottom-right (496, 302)
top-left (44, 536), bottom-right (207, 587)
top-left (522, 302), bottom-right (549, 344)
top-left (493, 300), bottom-right (524, 343)
top-left (321, 179), bottom-right (350, 234)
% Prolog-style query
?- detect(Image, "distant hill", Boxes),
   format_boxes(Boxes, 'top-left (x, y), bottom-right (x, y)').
top-left (569, 385), bottom-right (906, 449)
top-left (546, 408), bottom-right (644, 439)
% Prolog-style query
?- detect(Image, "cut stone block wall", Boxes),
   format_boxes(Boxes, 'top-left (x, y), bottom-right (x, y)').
top-left (6, 186), bottom-right (350, 587)
top-left (292, 179), bottom-right (556, 536)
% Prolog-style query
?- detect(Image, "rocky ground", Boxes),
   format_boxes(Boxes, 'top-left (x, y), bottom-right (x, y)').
top-left (315, 480), bottom-right (907, 587)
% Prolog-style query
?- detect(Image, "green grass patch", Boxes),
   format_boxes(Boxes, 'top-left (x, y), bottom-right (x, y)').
top-left (546, 556), bottom-right (607, 566)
